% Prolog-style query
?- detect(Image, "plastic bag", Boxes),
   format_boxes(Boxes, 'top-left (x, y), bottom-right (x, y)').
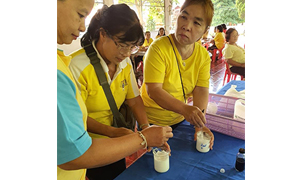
top-left (224, 85), bottom-right (245, 99)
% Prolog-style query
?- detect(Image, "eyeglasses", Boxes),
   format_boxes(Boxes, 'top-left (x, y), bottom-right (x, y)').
top-left (105, 31), bottom-right (139, 54)
top-left (112, 39), bottom-right (139, 54)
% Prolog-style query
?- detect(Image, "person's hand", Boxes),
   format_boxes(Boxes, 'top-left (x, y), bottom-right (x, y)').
top-left (182, 105), bottom-right (206, 128)
top-left (194, 126), bottom-right (214, 150)
top-left (158, 142), bottom-right (171, 156)
top-left (110, 127), bottom-right (134, 138)
top-left (141, 125), bottom-right (173, 148)
top-left (140, 124), bottom-right (153, 152)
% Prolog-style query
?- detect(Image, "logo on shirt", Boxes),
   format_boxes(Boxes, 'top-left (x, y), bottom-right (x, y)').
top-left (120, 79), bottom-right (128, 91)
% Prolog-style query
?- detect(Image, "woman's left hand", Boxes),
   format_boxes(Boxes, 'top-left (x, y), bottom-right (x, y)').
top-left (194, 126), bottom-right (214, 150)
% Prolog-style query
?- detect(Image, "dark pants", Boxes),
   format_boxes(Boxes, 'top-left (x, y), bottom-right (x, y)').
top-left (134, 56), bottom-right (143, 70)
top-left (230, 66), bottom-right (245, 78)
top-left (86, 158), bottom-right (126, 180)
top-left (208, 44), bottom-right (218, 51)
top-left (170, 122), bottom-right (182, 130)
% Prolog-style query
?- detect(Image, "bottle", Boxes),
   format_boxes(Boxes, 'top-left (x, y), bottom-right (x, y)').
top-left (235, 148), bottom-right (245, 172)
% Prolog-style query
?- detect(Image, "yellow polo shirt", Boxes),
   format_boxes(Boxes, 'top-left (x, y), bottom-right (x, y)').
top-left (140, 34), bottom-right (210, 126)
top-left (69, 42), bottom-right (140, 139)
top-left (142, 38), bottom-right (153, 47)
top-left (156, 35), bottom-right (163, 39)
top-left (222, 43), bottom-right (245, 68)
top-left (214, 32), bottom-right (225, 49)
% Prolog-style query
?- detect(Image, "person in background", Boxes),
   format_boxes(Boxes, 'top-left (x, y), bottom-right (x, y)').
top-left (222, 28), bottom-right (245, 79)
top-left (156, 27), bottom-right (166, 39)
top-left (221, 23), bottom-right (227, 33)
top-left (134, 31), bottom-right (154, 84)
top-left (141, 31), bottom-right (153, 50)
top-left (135, 31), bottom-right (153, 65)
top-left (208, 25), bottom-right (224, 51)
top-left (140, 0), bottom-right (215, 150)
top-left (68, 4), bottom-right (172, 180)
top-left (208, 25), bottom-right (225, 60)
top-left (57, 1), bottom-right (173, 180)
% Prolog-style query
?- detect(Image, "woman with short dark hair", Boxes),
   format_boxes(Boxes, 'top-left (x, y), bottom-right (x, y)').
top-left (140, 0), bottom-right (215, 150)
top-left (69, 4), bottom-right (172, 180)
top-left (208, 25), bottom-right (225, 53)
top-left (222, 28), bottom-right (245, 79)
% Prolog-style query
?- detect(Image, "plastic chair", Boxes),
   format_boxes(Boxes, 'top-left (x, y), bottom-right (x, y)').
top-left (212, 47), bottom-right (224, 62)
top-left (203, 41), bottom-right (210, 50)
top-left (223, 61), bottom-right (244, 85)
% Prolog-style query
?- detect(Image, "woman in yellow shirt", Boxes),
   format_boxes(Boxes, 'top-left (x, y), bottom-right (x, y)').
top-left (58, 3), bottom-right (173, 180)
top-left (222, 28), bottom-right (245, 78)
top-left (140, 0), bottom-right (215, 150)
top-left (208, 25), bottom-right (225, 51)
top-left (69, 4), bottom-right (173, 180)
top-left (141, 31), bottom-right (153, 49)
top-left (156, 27), bottom-right (166, 39)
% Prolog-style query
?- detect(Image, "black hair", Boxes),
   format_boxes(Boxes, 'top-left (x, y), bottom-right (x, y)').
top-left (225, 28), bottom-right (237, 42)
top-left (157, 27), bottom-right (165, 36)
top-left (221, 24), bottom-right (227, 30)
top-left (216, 25), bottom-right (223, 33)
top-left (81, 4), bottom-right (144, 47)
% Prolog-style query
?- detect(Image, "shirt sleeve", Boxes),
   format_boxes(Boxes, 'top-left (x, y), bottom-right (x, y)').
top-left (223, 45), bottom-right (233, 59)
top-left (196, 49), bottom-right (211, 88)
top-left (57, 70), bottom-right (92, 165)
top-left (144, 43), bottom-right (166, 83)
top-left (126, 59), bottom-right (140, 99)
top-left (69, 60), bottom-right (90, 104)
top-left (214, 33), bottom-right (220, 42)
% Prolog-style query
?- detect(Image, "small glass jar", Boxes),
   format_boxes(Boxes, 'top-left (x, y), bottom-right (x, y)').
top-left (153, 148), bottom-right (170, 173)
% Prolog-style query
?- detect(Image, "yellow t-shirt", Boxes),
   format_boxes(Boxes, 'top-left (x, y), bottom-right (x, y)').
top-left (214, 32), bottom-right (225, 49)
top-left (222, 43), bottom-right (245, 68)
top-left (57, 49), bottom-right (88, 180)
top-left (156, 35), bottom-right (162, 39)
top-left (142, 38), bottom-right (153, 47)
top-left (69, 42), bottom-right (140, 139)
top-left (140, 34), bottom-right (211, 126)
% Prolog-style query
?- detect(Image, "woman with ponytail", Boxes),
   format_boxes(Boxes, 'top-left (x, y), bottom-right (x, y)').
top-left (69, 4), bottom-right (172, 180)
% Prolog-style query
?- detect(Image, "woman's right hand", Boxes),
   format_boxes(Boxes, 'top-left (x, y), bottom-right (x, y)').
top-left (181, 105), bottom-right (206, 128)
top-left (141, 125), bottom-right (173, 148)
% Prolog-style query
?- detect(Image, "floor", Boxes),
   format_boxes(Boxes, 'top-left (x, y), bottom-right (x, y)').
top-left (209, 58), bottom-right (242, 94)
top-left (209, 59), bottom-right (226, 93)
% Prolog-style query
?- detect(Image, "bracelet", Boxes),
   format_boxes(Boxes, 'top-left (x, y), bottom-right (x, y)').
top-left (139, 123), bottom-right (150, 129)
top-left (137, 131), bottom-right (147, 149)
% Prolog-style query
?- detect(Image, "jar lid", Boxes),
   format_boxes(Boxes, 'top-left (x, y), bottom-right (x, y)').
top-left (239, 148), bottom-right (245, 153)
